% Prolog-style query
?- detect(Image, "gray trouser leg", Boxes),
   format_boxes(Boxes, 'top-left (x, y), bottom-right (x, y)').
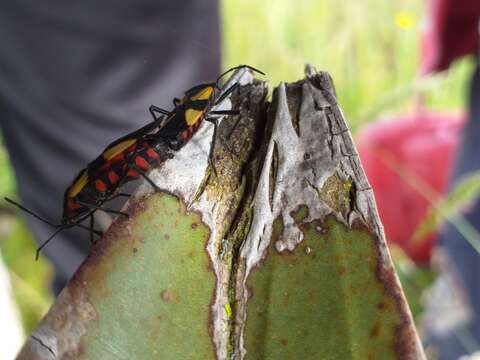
top-left (0, 0), bottom-right (220, 292)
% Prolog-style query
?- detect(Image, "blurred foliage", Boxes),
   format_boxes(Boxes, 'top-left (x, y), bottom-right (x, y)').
top-left (222, 0), bottom-right (474, 131)
top-left (413, 171), bottom-right (480, 251)
top-left (0, 0), bottom-right (476, 336)
top-left (391, 246), bottom-right (436, 320)
top-left (0, 141), bottom-right (53, 334)
top-left (0, 218), bottom-right (53, 334)
top-left (222, 3), bottom-right (474, 338)
top-left (0, 138), bottom-right (15, 200)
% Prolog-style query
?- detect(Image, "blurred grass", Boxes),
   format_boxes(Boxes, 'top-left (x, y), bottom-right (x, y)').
top-left (0, 0), bottom-right (475, 336)
top-left (414, 171), bottom-right (480, 251)
top-left (0, 142), bottom-right (53, 335)
top-left (392, 246), bottom-right (437, 320)
top-left (0, 139), bottom-right (15, 199)
top-left (1, 218), bottom-right (53, 334)
top-left (222, 0), bottom-right (473, 131)
top-left (222, 0), bottom-right (474, 326)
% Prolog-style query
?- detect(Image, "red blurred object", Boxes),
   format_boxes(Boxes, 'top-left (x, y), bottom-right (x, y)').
top-left (356, 112), bottom-right (465, 264)
top-left (421, 0), bottom-right (480, 73)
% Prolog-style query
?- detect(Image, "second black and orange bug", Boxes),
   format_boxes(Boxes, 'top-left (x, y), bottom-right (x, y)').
top-left (6, 64), bottom-right (265, 259)
top-left (5, 108), bottom-right (172, 259)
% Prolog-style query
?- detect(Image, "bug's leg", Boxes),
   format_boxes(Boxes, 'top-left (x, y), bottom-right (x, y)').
top-left (89, 214), bottom-right (95, 244)
top-left (100, 207), bottom-right (130, 218)
top-left (141, 172), bottom-right (161, 192)
top-left (87, 214), bottom-right (105, 243)
top-left (76, 200), bottom-right (130, 219)
top-left (149, 105), bottom-right (170, 120)
top-left (6, 195), bottom-right (105, 242)
top-left (102, 207), bottom-right (129, 218)
top-left (106, 192), bottom-right (132, 201)
top-left (149, 105), bottom-right (172, 130)
top-left (210, 110), bottom-right (239, 116)
top-left (71, 220), bottom-right (103, 236)
top-left (35, 227), bottom-right (65, 261)
top-left (205, 118), bottom-right (219, 176)
top-left (129, 164), bottom-right (161, 192)
top-left (173, 97), bottom-right (181, 106)
top-left (209, 110), bottom-right (242, 152)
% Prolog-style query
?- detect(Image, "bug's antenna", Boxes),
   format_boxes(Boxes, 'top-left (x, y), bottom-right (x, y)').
top-left (215, 65), bottom-right (265, 85)
top-left (5, 197), bottom-right (58, 227)
top-left (35, 227), bottom-right (64, 261)
top-left (73, 222), bottom-right (103, 236)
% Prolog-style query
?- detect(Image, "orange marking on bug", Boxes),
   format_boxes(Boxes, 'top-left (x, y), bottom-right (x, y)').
top-left (111, 152), bottom-right (125, 164)
top-left (180, 130), bottom-right (189, 141)
top-left (135, 156), bottom-right (150, 170)
top-left (127, 169), bottom-right (138, 178)
top-left (146, 147), bottom-right (159, 159)
top-left (95, 179), bottom-right (107, 193)
top-left (67, 199), bottom-right (82, 210)
top-left (108, 171), bottom-right (120, 184)
top-left (127, 143), bottom-right (137, 153)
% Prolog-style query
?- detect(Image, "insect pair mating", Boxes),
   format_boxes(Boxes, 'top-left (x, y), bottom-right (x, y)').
top-left (5, 65), bottom-right (265, 259)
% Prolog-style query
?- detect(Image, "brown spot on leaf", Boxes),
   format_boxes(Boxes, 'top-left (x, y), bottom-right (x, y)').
top-left (160, 289), bottom-right (177, 303)
top-left (370, 322), bottom-right (380, 339)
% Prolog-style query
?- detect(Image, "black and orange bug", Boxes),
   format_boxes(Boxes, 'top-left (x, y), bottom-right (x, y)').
top-left (5, 109), bottom-right (172, 259)
top-left (81, 64), bottom-right (265, 198)
top-left (68, 63), bottom-right (264, 217)
top-left (5, 65), bottom-right (264, 259)
top-left (90, 64), bottom-right (265, 193)
top-left (152, 64), bottom-right (264, 164)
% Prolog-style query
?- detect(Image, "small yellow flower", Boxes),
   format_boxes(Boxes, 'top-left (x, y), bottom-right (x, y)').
top-left (395, 11), bottom-right (414, 30)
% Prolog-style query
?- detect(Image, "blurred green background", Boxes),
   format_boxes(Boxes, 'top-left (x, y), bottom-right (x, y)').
top-left (0, 0), bottom-right (474, 337)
